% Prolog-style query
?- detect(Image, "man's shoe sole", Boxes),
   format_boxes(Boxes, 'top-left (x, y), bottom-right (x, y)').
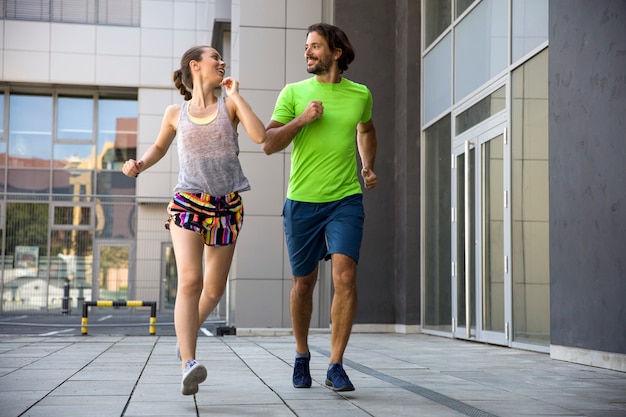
top-left (325, 378), bottom-right (355, 392)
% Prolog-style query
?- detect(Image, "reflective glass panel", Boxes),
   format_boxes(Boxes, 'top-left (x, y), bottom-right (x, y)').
top-left (454, 0), bottom-right (508, 102)
top-left (96, 170), bottom-right (136, 196)
top-left (95, 202), bottom-right (135, 239)
top-left (7, 169), bottom-right (50, 193)
top-left (98, 99), bottom-right (137, 171)
top-left (52, 169), bottom-right (94, 195)
top-left (0, 93), bottom-right (4, 137)
top-left (455, 0), bottom-right (475, 18)
top-left (424, 33), bottom-right (452, 124)
top-left (50, 228), bottom-right (93, 292)
top-left (54, 206), bottom-right (91, 226)
top-left (8, 95), bottom-right (53, 166)
top-left (423, 115), bottom-right (452, 332)
top-left (164, 245), bottom-right (177, 309)
top-left (512, 0), bottom-right (548, 63)
top-left (57, 96), bottom-right (94, 140)
top-left (456, 148), bottom-right (476, 331)
top-left (482, 135), bottom-right (505, 333)
top-left (4, 202), bottom-right (50, 310)
top-left (97, 244), bottom-right (129, 301)
top-left (424, 0), bottom-right (452, 47)
top-left (511, 49), bottom-right (549, 346)
top-left (456, 86), bottom-right (506, 134)
top-left (0, 141), bottom-right (6, 168)
top-left (53, 143), bottom-right (95, 169)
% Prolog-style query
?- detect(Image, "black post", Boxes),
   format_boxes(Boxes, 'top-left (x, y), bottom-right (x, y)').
top-left (61, 279), bottom-right (70, 315)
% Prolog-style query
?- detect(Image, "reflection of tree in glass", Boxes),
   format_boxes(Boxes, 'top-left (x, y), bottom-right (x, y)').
top-left (6, 203), bottom-right (49, 258)
top-left (99, 246), bottom-right (129, 295)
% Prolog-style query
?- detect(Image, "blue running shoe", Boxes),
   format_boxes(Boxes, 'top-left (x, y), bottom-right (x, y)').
top-left (325, 363), bottom-right (354, 391)
top-left (181, 359), bottom-right (207, 395)
top-left (292, 355), bottom-right (312, 388)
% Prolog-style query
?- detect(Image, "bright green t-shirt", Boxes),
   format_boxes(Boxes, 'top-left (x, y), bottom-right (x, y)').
top-left (271, 77), bottom-right (373, 203)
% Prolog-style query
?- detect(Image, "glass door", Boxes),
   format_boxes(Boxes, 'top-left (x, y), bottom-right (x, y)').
top-left (453, 121), bottom-right (511, 346)
top-left (92, 240), bottom-right (134, 302)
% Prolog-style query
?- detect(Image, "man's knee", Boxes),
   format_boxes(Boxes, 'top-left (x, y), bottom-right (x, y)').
top-left (292, 270), bottom-right (318, 296)
top-left (332, 255), bottom-right (357, 286)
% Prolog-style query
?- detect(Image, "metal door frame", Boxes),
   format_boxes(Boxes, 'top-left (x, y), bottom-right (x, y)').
top-left (451, 114), bottom-right (511, 346)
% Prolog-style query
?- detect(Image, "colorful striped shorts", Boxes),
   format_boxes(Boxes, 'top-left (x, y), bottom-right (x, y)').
top-left (165, 191), bottom-right (244, 246)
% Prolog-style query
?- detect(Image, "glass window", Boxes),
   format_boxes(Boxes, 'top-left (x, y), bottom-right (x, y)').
top-left (511, 48), bottom-right (549, 346)
top-left (98, 99), bottom-right (137, 171)
top-left (52, 169), bottom-right (94, 195)
top-left (95, 202), bottom-right (135, 239)
top-left (52, 0), bottom-right (97, 24)
top-left (455, 0), bottom-right (475, 18)
top-left (8, 95), bottom-right (53, 167)
top-left (423, 33), bottom-right (452, 124)
top-left (54, 205), bottom-right (92, 227)
top-left (424, 0), bottom-right (452, 48)
top-left (50, 229), bottom-right (93, 283)
top-left (456, 85), bottom-right (506, 134)
top-left (97, 0), bottom-right (140, 26)
top-left (54, 143), bottom-right (96, 169)
top-left (96, 244), bottom-right (129, 301)
top-left (512, 0), bottom-right (548, 62)
top-left (423, 114), bottom-right (452, 332)
top-left (4, 203), bottom-right (50, 310)
top-left (454, 0), bottom-right (508, 102)
top-left (7, 169), bottom-right (50, 193)
top-left (4, 0), bottom-right (140, 26)
top-left (57, 97), bottom-right (94, 141)
top-left (4, 0), bottom-right (51, 21)
top-left (0, 142), bottom-right (6, 169)
top-left (96, 171), bottom-right (136, 196)
top-left (0, 93), bottom-right (4, 138)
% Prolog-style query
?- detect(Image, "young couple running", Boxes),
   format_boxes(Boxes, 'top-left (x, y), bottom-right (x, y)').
top-left (123, 22), bottom-right (378, 396)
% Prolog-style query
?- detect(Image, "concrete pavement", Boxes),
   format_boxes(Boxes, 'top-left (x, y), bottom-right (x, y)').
top-left (0, 332), bottom-right (624, 417)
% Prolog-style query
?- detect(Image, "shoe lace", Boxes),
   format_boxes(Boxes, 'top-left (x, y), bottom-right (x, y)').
top-left (294, 357), bottom-right (308, 379)
top-left (329, 364), bottom-right (347, 382)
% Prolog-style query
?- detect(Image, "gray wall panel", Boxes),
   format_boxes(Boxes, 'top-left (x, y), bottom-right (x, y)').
top-left (334, 0), bottom-right (421, 325)
top-left (549, 0), bottom-right (626, 353)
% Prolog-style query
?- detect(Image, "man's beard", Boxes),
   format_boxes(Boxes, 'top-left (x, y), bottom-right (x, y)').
top-left (307, 57), bottom-right (331, 74)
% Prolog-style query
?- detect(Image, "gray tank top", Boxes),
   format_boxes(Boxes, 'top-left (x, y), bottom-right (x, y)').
top-left (173, 97), bottom-right (250, 196)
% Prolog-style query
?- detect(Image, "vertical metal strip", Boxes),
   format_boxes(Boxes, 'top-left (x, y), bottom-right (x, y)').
top-left (464, 140), bottom-right (471, 338)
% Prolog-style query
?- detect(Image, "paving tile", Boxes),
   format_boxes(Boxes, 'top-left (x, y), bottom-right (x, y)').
top-left (1, 334), bottom-right (625, 417)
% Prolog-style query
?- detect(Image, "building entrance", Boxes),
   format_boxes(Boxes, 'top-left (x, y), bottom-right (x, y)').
top-left (453, 120), bottom-right (511, 346)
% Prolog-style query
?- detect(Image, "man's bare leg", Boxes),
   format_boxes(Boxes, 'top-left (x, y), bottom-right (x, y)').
top-left (290, 267), bottom-right (318, 355)
top-left (329, 254), bottom-right (357, 364)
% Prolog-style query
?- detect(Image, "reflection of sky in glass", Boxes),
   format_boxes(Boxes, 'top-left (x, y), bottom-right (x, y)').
top-left (54, 143), bottom-right (95, 167)
top-left (98, 99), bottom-right (137, 154)
top-left (0, 94), bottom-right (4, 137)
top-left (9, 95), bottom-right (53, 160)
top-left (7, 94), bottom-right (137, 162)
top-left (57, 97), bottom-right (93, 140)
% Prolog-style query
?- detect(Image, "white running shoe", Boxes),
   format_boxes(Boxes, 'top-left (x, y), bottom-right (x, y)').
top-left (181, 359), bottom-right (207, 395)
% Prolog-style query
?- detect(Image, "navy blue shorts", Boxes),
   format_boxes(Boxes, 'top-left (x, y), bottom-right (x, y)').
top-left (283, 194), bottom-right (364, 277)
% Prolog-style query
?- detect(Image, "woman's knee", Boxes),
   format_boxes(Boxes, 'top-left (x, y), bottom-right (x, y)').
top-left (177, 274), bottom-right (203, 295)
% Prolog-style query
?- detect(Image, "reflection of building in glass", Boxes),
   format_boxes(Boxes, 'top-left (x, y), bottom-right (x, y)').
top-left (0, 101), bottom-right (137, 311)
top-left (97, 117), bottom-right (137, 239)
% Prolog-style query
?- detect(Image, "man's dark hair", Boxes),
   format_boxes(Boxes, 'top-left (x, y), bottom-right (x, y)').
top-left (307, 23), bottom-right (355, 73)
